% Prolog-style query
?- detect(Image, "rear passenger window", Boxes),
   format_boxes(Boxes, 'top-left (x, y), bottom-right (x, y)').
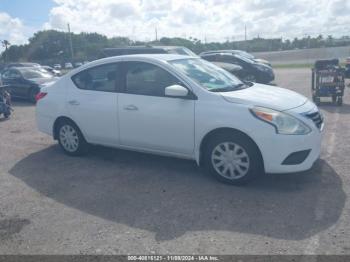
top-left (72, 63), bottom-right (119, 92)
top-left (125, 62), bottom-right (179, 97)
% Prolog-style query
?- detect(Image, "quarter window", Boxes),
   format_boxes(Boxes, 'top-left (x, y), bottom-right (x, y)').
top-left (72, 63), bottom-right (119, 92)
top-left (125, 62), bottom-right (180, 97)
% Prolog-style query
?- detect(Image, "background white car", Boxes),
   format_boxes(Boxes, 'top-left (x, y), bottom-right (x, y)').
top-left (64, 63), bottom-right (73, 69)
top-left (36, 54), bottom-right (323, 184)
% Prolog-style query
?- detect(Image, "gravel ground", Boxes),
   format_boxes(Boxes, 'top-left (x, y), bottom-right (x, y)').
top-left (0, 68), bottom-right (350, 255)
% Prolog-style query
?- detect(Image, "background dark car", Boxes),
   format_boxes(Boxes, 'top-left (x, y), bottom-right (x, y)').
top-left (200, 52), bottom-right (275, 84)
top-left (99, 46), bottom-right (197, 58)
top-left (211, 62), bottom-right (244, 79)
top-left (200, 50), bottom-right (272, 67)
top-left (1, 67), bottom-right (56, 102)
top-left (4, 62), bottom-right (41, 69)
top-left (42, 65), bottom-right (61, 76)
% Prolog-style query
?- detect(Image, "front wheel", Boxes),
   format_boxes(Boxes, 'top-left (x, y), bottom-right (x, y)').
top-left (57, 120), bottom-right (88, 156)
top-left (203, 133), bottom-right (263, 185)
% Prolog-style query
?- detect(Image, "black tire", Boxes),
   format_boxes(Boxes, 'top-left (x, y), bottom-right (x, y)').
top-left (203, 132), bottom-right (263, 185)
top-left (56, 119), bottom-right (89, 156)
top-left (313, 96), bottom-right (320, 105)
top-left (28, 88), bottom-right (38, 103)
top-left (332, 95), bottom-right (337, 104)
top-left (337, 97), bottom-right (343, 106)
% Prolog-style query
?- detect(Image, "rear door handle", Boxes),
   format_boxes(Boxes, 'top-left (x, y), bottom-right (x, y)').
top-left (124, 105), bottom-right (138, 111)
top-left (68, 100), bottom-right (80, 106)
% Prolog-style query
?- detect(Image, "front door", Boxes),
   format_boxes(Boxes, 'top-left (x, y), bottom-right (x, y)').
top-left (118, 61), bottom-right (195, 155)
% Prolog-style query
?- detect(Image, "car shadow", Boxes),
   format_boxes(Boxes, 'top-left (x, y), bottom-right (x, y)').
top-left (319, 102), bottom-right (350, 114)
top-left (11, 99), bottom-right (34, 107)
top-left (9, 145), bottom-right (345, 241)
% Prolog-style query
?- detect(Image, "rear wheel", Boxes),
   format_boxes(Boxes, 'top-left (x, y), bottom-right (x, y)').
top-left (57, 120), bottom-right (89, 156)
top-left (337, 97), bottom-right (343, 106)
top-left (332, 95), bottom-right (337, 104)
top-left (313, 96), bottom-right (321, 105)
top-left (203, 133), bottom-right (263, 185)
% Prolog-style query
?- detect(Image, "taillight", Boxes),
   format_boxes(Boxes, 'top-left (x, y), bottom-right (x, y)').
top-left (35, 92), bottom-right (47, 102)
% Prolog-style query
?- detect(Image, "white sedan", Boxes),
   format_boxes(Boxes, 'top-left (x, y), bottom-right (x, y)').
top-left (36, 54), bottom-right (323, 184)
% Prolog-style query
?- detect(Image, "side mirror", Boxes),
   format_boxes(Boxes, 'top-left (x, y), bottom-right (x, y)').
top-left (165, 85), bottom-right (189, 98)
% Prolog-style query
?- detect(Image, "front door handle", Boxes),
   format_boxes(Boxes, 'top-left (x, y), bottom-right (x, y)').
top-left (124, 105), bottom-right (138, 111)
top-left (68, 100), bottom-right (80, 106)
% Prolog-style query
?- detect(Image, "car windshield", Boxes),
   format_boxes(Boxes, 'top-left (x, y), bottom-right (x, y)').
top-left (19, 69), bottom-right (53, 79)
top-left (236, 51), bottom-right (255, 60)
top-left (235, 54), bottom-right (255, 64)
top-left (170, 58), bottom-right (245, 92)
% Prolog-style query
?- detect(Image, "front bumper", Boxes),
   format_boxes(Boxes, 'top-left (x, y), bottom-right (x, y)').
top-left (252, 102), bottom-right (323, 174)
top-left (257, 128), bottom-right (322, 174)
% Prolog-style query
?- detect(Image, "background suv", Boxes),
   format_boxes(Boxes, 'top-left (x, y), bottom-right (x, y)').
top-left (201, 52), bottom-right (275, 84)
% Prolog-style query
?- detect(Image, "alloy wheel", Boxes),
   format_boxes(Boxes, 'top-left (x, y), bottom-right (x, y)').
top-left (59, 125), bottom-right (79, 153)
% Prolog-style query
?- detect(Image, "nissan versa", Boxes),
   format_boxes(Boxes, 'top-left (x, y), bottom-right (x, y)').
top-left (36, 54), bottom-right (323, 184)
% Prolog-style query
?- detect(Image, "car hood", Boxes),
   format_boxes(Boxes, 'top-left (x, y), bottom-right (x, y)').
top-left (220, 83), bottom-right (308, 111)
top-left (254, 58), bottom-right (271, 66)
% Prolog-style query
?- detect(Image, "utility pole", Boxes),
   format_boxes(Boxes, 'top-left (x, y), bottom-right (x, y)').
top-left (155, 27), bottom-right (158, 41)
top-left (67, 23), bottom-right (74, 61)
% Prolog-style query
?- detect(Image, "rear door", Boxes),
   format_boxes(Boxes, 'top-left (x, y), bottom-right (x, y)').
top-left (68, 63), bottom-right (120, 146)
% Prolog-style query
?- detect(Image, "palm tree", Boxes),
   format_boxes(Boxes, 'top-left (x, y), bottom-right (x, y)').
top-left (1, 40), bottom-right (11, 62)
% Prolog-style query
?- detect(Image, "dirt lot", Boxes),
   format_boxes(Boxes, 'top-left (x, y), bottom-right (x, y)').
top-left (0, 68), bottom-right (350, 255)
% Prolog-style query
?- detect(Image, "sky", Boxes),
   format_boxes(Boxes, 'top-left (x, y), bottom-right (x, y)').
top-left (1, 0), bottom-right (350, 50)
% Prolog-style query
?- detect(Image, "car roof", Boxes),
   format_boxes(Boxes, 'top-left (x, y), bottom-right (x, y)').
top-left (98, 54), bottom-right (192, 64)
top-left (200, 50), bottom-right (248, 55)
top-left (68, 54), bottom-right (195, 75)
top-left (99, 46), bottom-right (194, 58)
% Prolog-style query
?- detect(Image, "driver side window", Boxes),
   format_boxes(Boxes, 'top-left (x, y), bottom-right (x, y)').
top-left (124, 62), bottom-right (181, 97)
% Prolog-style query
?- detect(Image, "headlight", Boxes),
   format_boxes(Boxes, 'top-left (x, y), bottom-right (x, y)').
top-left (250, 107), bottom-right (311, 135)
